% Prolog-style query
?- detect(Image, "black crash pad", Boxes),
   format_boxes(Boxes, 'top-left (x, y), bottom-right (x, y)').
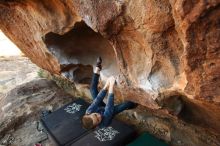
top-left (41, 98), bottom-right (90, 146)
top-left (71, 120), bottom-right (135, 146)
top-left (41, 98), bottom-right (135, 146)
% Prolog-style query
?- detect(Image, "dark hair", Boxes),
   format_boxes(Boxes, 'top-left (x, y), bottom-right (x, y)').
top-left (82, 115), bottom-right (94, 129)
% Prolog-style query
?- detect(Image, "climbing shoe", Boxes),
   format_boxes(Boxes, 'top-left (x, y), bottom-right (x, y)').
top-left (96, 57), bottom-right (102, 70)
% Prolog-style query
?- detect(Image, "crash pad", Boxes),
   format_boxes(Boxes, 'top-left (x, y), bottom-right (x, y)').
top-left (41, 98), bottom-right (90, 146)
top-left (71, 120), bottom-right (135, 146)
top-left (41, 98), bottom-right (135, 146)
top-left (127, 132), bottom-right (169, 146)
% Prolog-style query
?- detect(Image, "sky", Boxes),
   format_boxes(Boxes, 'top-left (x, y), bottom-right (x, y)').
top-left (0, 30), bottom-right (22, 57)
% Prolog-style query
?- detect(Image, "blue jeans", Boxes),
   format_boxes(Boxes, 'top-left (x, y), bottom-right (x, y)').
top-left (90, 73), bottom-right (136, 116)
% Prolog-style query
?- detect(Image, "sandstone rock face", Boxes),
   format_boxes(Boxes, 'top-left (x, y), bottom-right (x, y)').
top-left (0, 0), bottom-right (219, 144)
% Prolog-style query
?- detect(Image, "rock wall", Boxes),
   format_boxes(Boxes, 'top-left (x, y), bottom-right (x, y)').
top-left (0, 0), bottom-right (219, 144)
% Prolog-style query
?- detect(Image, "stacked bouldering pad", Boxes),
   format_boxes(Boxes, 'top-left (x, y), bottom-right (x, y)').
top-left (41, 98), bottom-right (135, 146)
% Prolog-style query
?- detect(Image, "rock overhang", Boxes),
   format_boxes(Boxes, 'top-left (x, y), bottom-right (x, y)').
top-left (0, 0), bottom-right (219, 139)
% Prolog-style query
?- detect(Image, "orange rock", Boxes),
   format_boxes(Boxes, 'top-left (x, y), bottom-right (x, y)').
top-left (0, 0), bottom-right (219, 139)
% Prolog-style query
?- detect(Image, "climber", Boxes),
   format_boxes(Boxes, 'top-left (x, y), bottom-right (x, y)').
top-left (82, 57), bottom-right (136, 129)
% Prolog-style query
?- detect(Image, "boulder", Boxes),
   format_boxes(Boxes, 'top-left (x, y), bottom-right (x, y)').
top-left (0, 0), bottom-right (219, 144)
